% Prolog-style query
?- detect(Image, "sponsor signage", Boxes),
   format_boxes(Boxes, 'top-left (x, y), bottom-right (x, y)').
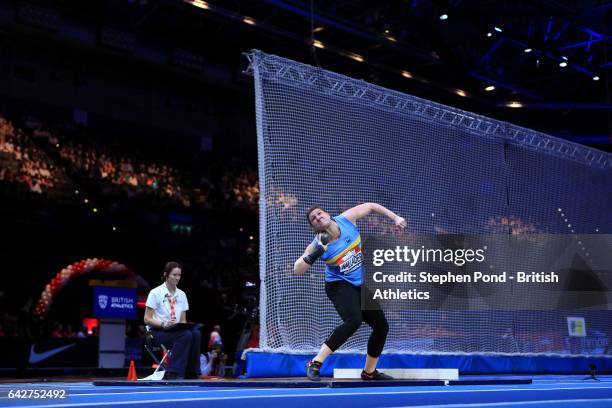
top-left (93, 286), bottom-right (137, 318)
top-left (27, 338), bottom-right (98, 367)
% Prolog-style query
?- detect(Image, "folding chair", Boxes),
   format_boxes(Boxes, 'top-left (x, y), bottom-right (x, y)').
top-left (141, 326), bottom-right (172, 381)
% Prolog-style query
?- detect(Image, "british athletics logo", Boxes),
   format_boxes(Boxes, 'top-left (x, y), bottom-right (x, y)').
top-left (93, 287), bottom-right (137, 318)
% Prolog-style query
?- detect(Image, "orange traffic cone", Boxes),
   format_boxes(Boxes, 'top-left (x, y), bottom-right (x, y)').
top-left (127, 359), bottom-right (138, 381)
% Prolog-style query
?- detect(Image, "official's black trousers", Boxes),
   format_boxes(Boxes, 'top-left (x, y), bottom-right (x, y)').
top-left (324, 280), bottom-right (388, 357)
top-left (152, 326), bottom-right (202, 377)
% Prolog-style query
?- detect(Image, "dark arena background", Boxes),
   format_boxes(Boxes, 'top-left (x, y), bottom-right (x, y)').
top-left (1, 1), bottom-right (612, 407)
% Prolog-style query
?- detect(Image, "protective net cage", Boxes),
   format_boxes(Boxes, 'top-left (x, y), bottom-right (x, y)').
top-left (246, 50), bottom-right (612, 356)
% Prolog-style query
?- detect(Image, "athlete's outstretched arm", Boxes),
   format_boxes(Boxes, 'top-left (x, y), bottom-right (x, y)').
top-left (342, 203), bottom-right (406, 227)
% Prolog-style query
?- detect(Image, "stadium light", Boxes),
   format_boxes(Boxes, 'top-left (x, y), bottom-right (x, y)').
top-left (559, 61), bottom-right (567, 67)
top-left (439, 14), bottom-right (448, 21)
top-left (348, 53), bottom-right (364, 62)
top-left (188, 0), bottom-right (209, 9)
top-left (485, 85), bottom-right (495, 91)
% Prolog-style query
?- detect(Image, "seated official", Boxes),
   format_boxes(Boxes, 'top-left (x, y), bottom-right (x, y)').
top-left (144, 261), bottom-right (202, 380)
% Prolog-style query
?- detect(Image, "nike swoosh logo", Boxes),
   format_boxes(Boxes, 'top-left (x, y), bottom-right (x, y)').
top-left (29, 343), bottom-right (77, 364)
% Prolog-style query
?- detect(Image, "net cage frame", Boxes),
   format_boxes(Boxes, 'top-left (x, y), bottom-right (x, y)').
top-left (245, 49), bottom-right (612, 357)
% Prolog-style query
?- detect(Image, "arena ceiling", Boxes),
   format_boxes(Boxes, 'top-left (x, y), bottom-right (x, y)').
top-left (7, 0), bottom-right (612, 144)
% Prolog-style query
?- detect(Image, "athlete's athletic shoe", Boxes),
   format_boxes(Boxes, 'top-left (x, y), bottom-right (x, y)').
top-left (306, 360), bottom-right (322, 381)
top-left (361, 369), bottom-right (394, 380)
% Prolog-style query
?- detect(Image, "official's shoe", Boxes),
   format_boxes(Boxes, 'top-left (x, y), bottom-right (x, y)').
top-left (306, 360), bottom-right (322, 381)
top-left (163, 371), bottom-right (184, 380)
top-left (361, 369), bottom-right (394, 380)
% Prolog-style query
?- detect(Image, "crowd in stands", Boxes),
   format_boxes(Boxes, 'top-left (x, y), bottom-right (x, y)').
top-left (0, 112), bottom-right (260, 212)
top-left (57, 142), bottom-right (196, 208)
top-left (222, 169), bottom-right (260, 212)
top-left (485, 215), bottom-right (541, 234)
top-left (0, 114), bottom-right (66, 195)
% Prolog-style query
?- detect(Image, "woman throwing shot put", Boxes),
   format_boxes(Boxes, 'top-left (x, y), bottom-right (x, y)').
top-left (294, 203), bottom-right (407, 381)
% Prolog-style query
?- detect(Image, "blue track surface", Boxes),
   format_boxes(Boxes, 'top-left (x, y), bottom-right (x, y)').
top-left (2, 377), bottom-right (612, 407)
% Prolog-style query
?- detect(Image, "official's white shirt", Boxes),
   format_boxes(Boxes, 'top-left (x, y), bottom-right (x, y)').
top-left (145, 283), bottom-right (189, 323)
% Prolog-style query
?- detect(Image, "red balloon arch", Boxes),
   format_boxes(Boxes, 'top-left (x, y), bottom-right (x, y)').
top-left (34, 258), bottom-right (149, 319)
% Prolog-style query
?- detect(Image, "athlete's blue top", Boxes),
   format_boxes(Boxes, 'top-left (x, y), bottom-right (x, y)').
top-left (311, 214), bottom-right (363, 286)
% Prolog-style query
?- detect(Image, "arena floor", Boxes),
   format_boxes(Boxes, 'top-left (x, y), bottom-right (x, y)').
top-left (2, 375), bottom-right (612, 407)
